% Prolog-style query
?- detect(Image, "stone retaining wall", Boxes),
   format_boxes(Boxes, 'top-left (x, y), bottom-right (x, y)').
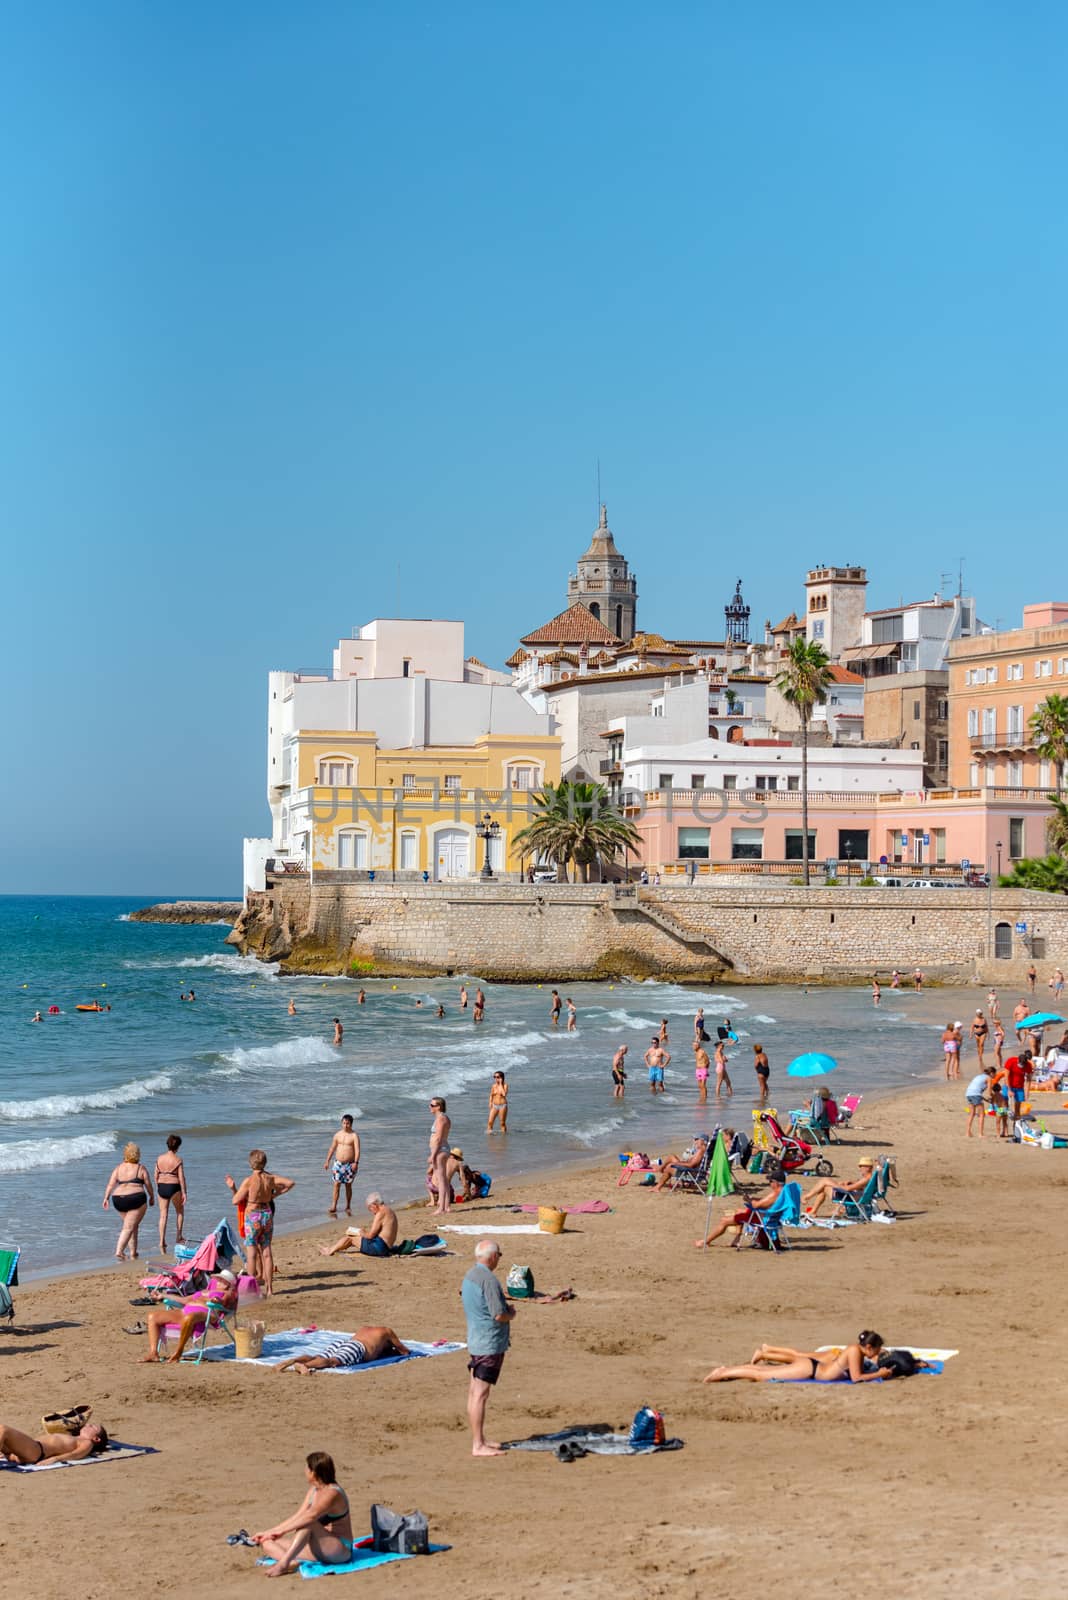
top-left (230, 881), bottom-right (1068, 983)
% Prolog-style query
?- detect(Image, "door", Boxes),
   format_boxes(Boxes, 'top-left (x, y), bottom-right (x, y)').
top-left (400, 832), bottom-right (418, 871)
top-left (434, 828), bottom-right (470, 880)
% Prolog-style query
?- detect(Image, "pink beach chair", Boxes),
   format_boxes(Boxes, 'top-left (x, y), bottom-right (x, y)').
top-left (836, 1094), bottom-right (862, 1129)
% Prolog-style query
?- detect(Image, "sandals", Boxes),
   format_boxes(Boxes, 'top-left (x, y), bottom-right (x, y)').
top-left (123, 1321), bottom-right (148, 1336)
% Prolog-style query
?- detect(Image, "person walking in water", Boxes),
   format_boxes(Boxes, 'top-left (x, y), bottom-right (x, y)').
top-left (611, 1045), bottom-right (628, 1098)
top-left (287, 998), bottom-right (296, 1016)
top-left (692, 1040), bottom-right (710, 1103)
top-left (752, 1043), bottom-right (770, 1105)
top-left (549, 990), bottom-right (562, 1025)
top-left (714, 1038), bottom-right (733, 1100)
top-left (459, 984), bottom-right (468, 1010)
top-left (154, 1134), bottom-right (187, 1253)
top-left (323, 1114), bottom-right (361, 1216)
top-left (566, 998), bottom-right (577, 1032)
top-left (427, 1097), bottom-right (452, 1216)
top-left (332, 1018), bottom-right (343, 1046)
top-left (645, 1036), bottom-right (669, 1094)
top-left (103, 1143), bottom-right (155, 1261)
top-left (486, 1072), bottom-right (509, 1132)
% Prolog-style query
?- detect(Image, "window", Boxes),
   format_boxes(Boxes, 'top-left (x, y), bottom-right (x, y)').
top-left (723, 774), bottom-right (737, 790)
top-left (678, 826), bottom-right (710, 859)
top-left (730, 827), bottom-right (763, 860)
top-left (443, 774), bottom-right (461, 792)
top-left (1007, 761), bottom-right (1023, 786)
top-left (400, 831), bottom-right (418, 870)
top-left (967, 708), bottom-right (979, 737)
top-left (402, 773), bottom-right (417, 790)
top-left (321, 760), bottom-right (353, 786)
top-left (1009, 817), bottom-right (1025, 858)
top-left (337, 831), bottom-right (368, 870)
top-left (872, 615), bottom-right (904, 643)
top-left (651, 703), bottom-right (664, 718)
top-left (937, 699), bottom-right (949, 720)
top-left (968, 762), bottom-right (978, 786)
top-left (690, 774), bottom-right (705, 790)
top-left (1040, 760), bottom-right (1052, 788)
top-left (986, 666), bottom-right (998, 683)
top-left (402, 658), bottom-right (411, 678)
top-left (658, 773), bottom-right (673, 789)
top-left (755, 775), bottom-right (777, 791)
top-left (837, 828), bottom-right (869, 862)
top-left (933, 828), bottom-right (946, 863)
top-left (786, 775), bottom-right (800, 791)
top-left (1006, 705), bottom-right (1024, 740)
top-left (937, 739), bottom-right (949, 768)
top-left (982, 708), bottom-right (996, 739)
top-left (913, 700), bottom-right (921, 719)
top-left (1060, 658), bottom-right (1068, 675)
top-left (784, 829), bottom-right (816, 860)
top-left (1036, 659), bottom-right (1053, 677)
top-left (1008, 663), bottom-right (1023, 681)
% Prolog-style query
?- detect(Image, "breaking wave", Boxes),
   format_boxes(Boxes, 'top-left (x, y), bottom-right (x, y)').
top-left (0, 1132), bottom-right (117, 1173)
top-left (0, 1073), bottom-right (173, 1121)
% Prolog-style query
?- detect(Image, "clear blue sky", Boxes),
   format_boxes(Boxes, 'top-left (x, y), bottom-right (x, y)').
top-left (4, 2), bottom-right (1066, 894)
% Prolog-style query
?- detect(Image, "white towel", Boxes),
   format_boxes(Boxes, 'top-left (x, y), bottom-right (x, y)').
top-left (443, 1223), bottom-right (543, 1235)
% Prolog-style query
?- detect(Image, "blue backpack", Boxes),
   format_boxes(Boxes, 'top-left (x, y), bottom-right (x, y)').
top-left (629, 1407), bottom-right (665, 1449)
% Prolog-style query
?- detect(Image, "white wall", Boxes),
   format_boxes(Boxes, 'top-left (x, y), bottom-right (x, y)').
top-left (623, 742), bottom-right (924, 793)
top-left (243, 837), bottom-right (274, 900)
top-left (333, 619), bottom-right (466, 682)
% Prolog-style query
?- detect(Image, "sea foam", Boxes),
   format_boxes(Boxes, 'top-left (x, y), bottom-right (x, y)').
top-left (0, 1072), bottom-right (173, 1121)
top-left (0, 1132), bottom-right (117, 1173)
top-left (219, 1035), bottom-right (339, 1073)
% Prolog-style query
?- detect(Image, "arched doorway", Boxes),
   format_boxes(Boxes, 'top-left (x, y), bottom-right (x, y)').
top-left (994, 922), bottom-right (1012, 959)
top-left (434, 827), bottom-right (470, 881)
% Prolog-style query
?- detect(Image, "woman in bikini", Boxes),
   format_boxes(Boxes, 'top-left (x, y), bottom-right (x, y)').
top-left (226, 1150), bottom-right (295, 1296)
top-left (486, 1072), bottom-right (509, 1132)
top-left (252, 1451), bottom-right (354, 1577)
top-left (103, 1142), bottom-right (155, 1260)
top-left (703, 1330), bottom-right (888, 1383)
top-left (154, 1133), bottom-right (187, 1253)
top-left (0, 1420), bottom-right (109, 1464)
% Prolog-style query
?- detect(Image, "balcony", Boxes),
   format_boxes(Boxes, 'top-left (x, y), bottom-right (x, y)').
top-left (599, 758), bottom-right (622, 776)
top-left (969, 730), bottom-right (1032, 751)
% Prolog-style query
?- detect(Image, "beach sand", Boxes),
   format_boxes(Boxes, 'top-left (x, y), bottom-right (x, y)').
top-left (4, 1079), bottom-right (1065, 1598)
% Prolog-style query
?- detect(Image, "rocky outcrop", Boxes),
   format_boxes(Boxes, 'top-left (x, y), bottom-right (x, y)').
top-left (131, 901), bottom-right (241, 924)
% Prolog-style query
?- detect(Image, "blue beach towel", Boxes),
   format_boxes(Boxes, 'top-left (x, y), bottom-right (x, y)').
top-left (0, 1441), bottom-right (157, 1472)
top-left (772, 1359), bottom-right (945, 1384)
top-left (259, 1539), bottom-right (449, 1579)
top-left (204, 1328), bottom-right (464, 1370)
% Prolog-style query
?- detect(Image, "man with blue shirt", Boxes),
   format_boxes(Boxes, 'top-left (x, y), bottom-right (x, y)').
top-left (461, 1239), bottom-right (515, 1458)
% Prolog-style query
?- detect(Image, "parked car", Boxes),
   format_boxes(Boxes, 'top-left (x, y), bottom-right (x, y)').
top-left (531, 867), bottom-right (558, 884)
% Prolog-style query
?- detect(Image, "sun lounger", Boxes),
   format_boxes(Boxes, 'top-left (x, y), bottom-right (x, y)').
top-left (204, 1328), bottom-right (465, 1370)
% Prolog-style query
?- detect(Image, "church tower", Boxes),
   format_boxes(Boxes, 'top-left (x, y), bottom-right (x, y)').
top-left (725, 577), bottom-right (750, 644)
top-left (567, 505), bottom-right (637, 642)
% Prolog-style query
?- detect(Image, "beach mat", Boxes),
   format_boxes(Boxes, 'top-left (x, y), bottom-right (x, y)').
top-left (443, 1224), bottom-right (542, 1235)
top-left (0, 1441), bottom-right (156, 1473)
top-left (205, 1330), bottom-right (464, 1371)
top-left (260, 1538), bottom-right (449, 1578)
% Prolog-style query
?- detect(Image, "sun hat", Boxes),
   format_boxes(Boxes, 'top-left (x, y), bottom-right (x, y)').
top-left (857, 1157), bottom-right (874, 1168)
top-left (217, 1269), bottom-right (237, 1283)
top-left (450, 1147), bottom-right (463, 1159)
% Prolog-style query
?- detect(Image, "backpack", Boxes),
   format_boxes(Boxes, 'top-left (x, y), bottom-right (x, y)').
top-left (506, 1264), bottom-right (535, 1299)
top-left (877, 1349), bottom-right (920, 1379)
top-left (629, 1407), bottom-right (666, 1449)
top-left (370, 1503), bottom-right (429, 1555)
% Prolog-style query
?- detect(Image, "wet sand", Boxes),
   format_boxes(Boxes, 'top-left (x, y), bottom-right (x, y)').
top-left (3, 1079), bottom-right (1065, 1598)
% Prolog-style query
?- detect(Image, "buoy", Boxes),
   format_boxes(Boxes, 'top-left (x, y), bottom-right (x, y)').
top-left (101, 983), bottom-right (107, 988)
top-left (21, 984), bottom-right (27, 989)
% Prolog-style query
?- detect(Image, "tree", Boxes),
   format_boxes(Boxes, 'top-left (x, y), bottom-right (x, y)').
top-left (513, 780), bottom-right (642, 883)
top-left (1031, 693), bottom-right (1068, 790)
top-left (1045, 794), bottom-right (1068, 856)
top-left (999, 854), bottom-right (1068, 894)
top-left (774, 639), bottom-right (833, 886)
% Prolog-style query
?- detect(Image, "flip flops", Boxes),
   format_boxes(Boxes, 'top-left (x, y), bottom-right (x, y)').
top-left (123, 1321), bottom-right (147, 1336)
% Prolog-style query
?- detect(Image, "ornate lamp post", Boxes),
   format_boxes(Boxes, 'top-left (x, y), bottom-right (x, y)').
top-left (477, 812), bottom-right (501, 880)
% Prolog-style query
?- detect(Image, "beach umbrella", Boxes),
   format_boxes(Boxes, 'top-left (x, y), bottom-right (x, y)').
top-left (786, 1051), bottom-right (838, 1078)
top-left (700, 1131), bottom-right (735, 1248)
top-left (1016, 1012), bottom-right (1063, 1030)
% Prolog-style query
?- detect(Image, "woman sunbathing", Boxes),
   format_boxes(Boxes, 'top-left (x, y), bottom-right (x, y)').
top-left (252, 1450), bottom-right (354, 1577)
top-left (138, 1270), bottom-right (239, 1363)
top-left (703, 1330), bottom-right (926, 1383)
top-left (1, 1420), bottom-right (109, 1463)
top-left (801, 1156), bottom-right (875, 1216)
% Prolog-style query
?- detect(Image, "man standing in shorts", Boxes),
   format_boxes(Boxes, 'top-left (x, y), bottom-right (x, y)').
top-left (461, 1239), bottom-right (515, 1457)
top-left (323, 1114), bottom-right (361, 1216)
top-left (645, 1036), bottom-right (669, 1094)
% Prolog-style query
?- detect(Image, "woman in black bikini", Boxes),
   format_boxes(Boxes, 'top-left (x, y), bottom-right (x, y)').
top-left (703, 1330), bottom-right (893, 1383)
top-left (252, 1451), bottom-right (354, 1576)
top-left (154, 1133), bottom-right (187, 1253)
top-left (1, 1420), bottom-right (109, 1464)
top-left (103, 1142), bottom-right (155, 1260)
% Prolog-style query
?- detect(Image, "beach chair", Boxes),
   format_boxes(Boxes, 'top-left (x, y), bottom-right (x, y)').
top-left (836, 1094), bottom-right (862, 1129)
top-left (156, 1291), bottom-right (236, 1364)
top-left (141, 1218), bottom-right (245, 1300)
top-left (0, 1246), bottom-right (19, 1324)
top-left (830, 1165), bottom-right (880, 1222)
top-left (667, 1137), bottom-right (715, 1194)
top-left (734, 1182), bottom-right (802, 1253)
top-left (871, 1157), bottom-right (898, 1219)
top-left (789, 1109), bottom-right (831, 1147)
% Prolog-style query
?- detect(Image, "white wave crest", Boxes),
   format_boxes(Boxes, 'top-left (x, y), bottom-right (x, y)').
top-left (116, 913), bottom-right (132, 922)
top-left (0, 1073), bottom-right (173, 1121)
top-left (752, 1014), bottom-right (777, 1025)
top-left (294, 1108), bottom-right (364, 1123)
top-left (122, 953), bottom-right (278, 978)
top-left (541, 1115), bottom-right (627, 1146)
top-left (0, 1132), bottom-right (117, 1174)
top-left (219, 1035), bottom-right (339, 1072)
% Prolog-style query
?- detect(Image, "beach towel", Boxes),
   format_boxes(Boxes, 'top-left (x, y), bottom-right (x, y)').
top-left (504, 1424), bottom-right (683, 1460)
top-left (515, 1201), bottom-right (611, 1214)
top-left (0, 1442), bottom-right (156, 1473)
top-left (443, 1223), bottom-right (543, 1235)
top-left (204, 1329), bottom-right (464, 1371)
top-left (817, 1344), bottom-right (958, 1362)
top-left (772, 1346), bottom-right (958, 1384)
top-left (259, 1538), bottom-right (449, 1579)
top-left (772, 1360), bottom-right (946, 1384)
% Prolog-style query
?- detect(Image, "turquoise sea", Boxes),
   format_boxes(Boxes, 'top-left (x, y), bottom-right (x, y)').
top-left (0, 896), bottom-right (957, 1275)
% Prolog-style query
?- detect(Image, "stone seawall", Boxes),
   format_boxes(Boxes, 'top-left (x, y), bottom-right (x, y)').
top-left (228, 882), bottom-right (1068, 984)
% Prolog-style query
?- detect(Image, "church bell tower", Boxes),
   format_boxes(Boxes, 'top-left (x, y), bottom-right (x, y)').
top-left (567, 505), bottom-right (637, 642)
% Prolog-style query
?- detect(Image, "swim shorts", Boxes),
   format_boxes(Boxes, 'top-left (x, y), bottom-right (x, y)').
top-left (359, 1235), bottom-right (391, 1256)
top-left (468, 1351), bottom-right (505, 1385)
top-left (323, 1337), bottom-right (368, 1366)
top-left (649, 1067), bottom-right (664, 1084)
top-left (695, 1067), bottom-right (709, 1081)
top-left (332, 1160), bottom-right (356, 1184)
top-left (244, 1207), bottom-right (274, 1248)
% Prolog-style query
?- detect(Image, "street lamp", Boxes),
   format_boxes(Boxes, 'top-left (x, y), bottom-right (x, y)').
top-left (477, 812), bottom-right (501, 880)
top-left (996, 841), bottom-right (1003, 879)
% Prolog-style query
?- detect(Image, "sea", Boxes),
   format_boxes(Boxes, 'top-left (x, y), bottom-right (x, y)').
top-left (0, 895), bottom-right (960, 1277)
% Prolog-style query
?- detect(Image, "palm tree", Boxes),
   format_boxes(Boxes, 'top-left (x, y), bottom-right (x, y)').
top-left (1031, 694), bottom-right (1068, 791)
top-left (513, 780), bottom-right (642, 883)
top-left (1046, 793), bottom-right (1068, 856)
top-left (999, 853), bottom-right (1068, 894)
top-left (774, 639), bottom-right (833, 886)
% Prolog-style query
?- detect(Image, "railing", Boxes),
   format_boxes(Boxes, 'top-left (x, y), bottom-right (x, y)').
top-left (643, 860), bottom-right (975, 881)
top-left (626, 785), bottom-right (1064, 809)
top-left (970, 730), bottom-right (1030, 749)
top-left (289, 668), bottom-right (333, 682)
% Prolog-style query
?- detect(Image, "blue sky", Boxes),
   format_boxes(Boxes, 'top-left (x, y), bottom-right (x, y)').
top-left (4, 2), bottom-right (1066, 893)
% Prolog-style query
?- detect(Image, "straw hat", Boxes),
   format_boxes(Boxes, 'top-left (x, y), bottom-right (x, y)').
top-left (450, 1147), bottom-right (464, 1160)
top-left (857, 1157), bottom-right (874, 1169)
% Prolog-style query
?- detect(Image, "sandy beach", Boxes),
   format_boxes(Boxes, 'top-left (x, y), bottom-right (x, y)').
top-left (3, 1078), bottom-right (1065, 1598)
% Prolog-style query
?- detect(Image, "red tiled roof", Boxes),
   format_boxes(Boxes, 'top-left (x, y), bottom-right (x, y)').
top-left (826, 664), bottom-right (864, 684)
top-left (504, 648), bottom-right (528, 668)
top-left (520, 603), bottom-right (622, 647)
top-left (771, 612), bottom-right (802, 633)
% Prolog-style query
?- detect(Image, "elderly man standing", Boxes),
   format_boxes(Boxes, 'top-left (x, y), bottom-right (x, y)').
top-left (461, 1239), bottom-right (515, 1458)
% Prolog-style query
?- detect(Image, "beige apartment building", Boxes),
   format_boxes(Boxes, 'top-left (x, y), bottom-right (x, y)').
top-left (863, 670), bottom-right (950, 787)
top-left (947, 603), bottom-right (1068, 795)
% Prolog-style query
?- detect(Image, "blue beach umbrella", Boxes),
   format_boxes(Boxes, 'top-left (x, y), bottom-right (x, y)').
top-left (1016, 1012), bottom-right (1063, 1030)
top-left (787, 1051), bottom-right (838, 1078)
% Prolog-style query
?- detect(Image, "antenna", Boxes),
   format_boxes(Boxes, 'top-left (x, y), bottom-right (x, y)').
top-left (958, 557), bottom-right (964, 598)
top-left (596, 458), bottom-right (601, 517)
top-left (939, 571), bottom-right (953, 599)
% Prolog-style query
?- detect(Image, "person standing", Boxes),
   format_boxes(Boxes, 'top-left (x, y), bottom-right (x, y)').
top-left (993, 1016), bottom-right (1006, 1068)
top-left (890, 969), bottom-right (901, 989)
top-left (103, 1143), bottom-right (155, 1261)
top-left (154, 1134), bottom-right (187, 1253)
top-left (692, 1041), bottom-right (710, 1102)
top-left (459, 984), bottom-right (468, 1011)
top-left (427, 1097), bottom-right (452, 1216)
top-left (913, 968), bottom-right (924, 992)
top-left (323, 1114), bottom-right (361, 1216)
top-left (941, 1022), bottom-right (959, 1080)
top-left (694, 1007), bottom-right (710, 1042)
top-left (1051, 968), bottom-right (1065, 1001)
top-left (549, 990), bottom-right (562, 1025)
top-left (461, 1240), bottom-right (516, 1458)
top-left (714, 1038), bottom-right (733, 1100)
top-left (971, 1011), bottom-right (989, 1067)
top-left (644, 1036), bottom-right (669, 1094)
top-left (287, 998), bottom-right (296, 1016)
top-left (226, 1150), bottom-right (294, 1297)
top-left (965, 1068), bottom-right (993, 1139)
top-left (611, 1045), bottom-right (628, 1098)
top-left (1027, 963), bottom-right (1037, 994)
top-left (1012, 999), bottom-right (1030, 1037)
top-left (987, 987), bottom-right (999, 1018)
top-left (486, 1072), bottom-right (509, 1132)
top-left (871, 977), bottom-right (881, 1006)
top-left (357, 988), bottom-right (367, 1005)
top-left (473, 986), bottom-right (486, 1024)
top-left (332, 1018), bottom-right (343, 1046)
top-left (752, 1043), bottom-right (770, 1104)
top-left (566, 999), bottom-right (577, 1032)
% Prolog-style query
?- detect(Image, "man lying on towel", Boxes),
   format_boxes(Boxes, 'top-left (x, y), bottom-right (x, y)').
top-left (1, 1420), bottom-right (109, 1464)
top-left (274, 1326), bottom-right (409, 1374)
top-left (319, 1193), bottom-right (398, 1258)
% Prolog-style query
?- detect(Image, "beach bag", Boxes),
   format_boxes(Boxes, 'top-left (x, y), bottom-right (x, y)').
top-left (878, 1349), bottom-right (919, 1379)
top-left (506, 1264), bottom-right (535, 1299)
top-left (42, 1404), bottom-right (92, 1435)
top-left (233, 1320), bottom-right (265, 1359)
top-left (371, 1504), bottom-right (429, 1555)
top-left (629, 1407), bottom-right (666, 1449)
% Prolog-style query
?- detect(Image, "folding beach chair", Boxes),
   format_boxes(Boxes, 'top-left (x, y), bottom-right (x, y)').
top-left (156, 1292), bottom-right (237, 1365)
top-left (871, 1157), bottom-right (898, 1219)
top-left (836, 1094), bottom-right (862, 1130)
top-left (0, 1246), bottom-right (19, 1324)
top-left (734, 1181), bottom-right (802, 1253)
top-left (667, 1136), bottom-right (715, 1194)
top-left (831, 1165), bottom-right (880, 1222)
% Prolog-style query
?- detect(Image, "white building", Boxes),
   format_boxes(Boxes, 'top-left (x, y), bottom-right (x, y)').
top-left (612, 739), bottom-right (923, 798)
top-left (843, 594), bottom-right (988, 677)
